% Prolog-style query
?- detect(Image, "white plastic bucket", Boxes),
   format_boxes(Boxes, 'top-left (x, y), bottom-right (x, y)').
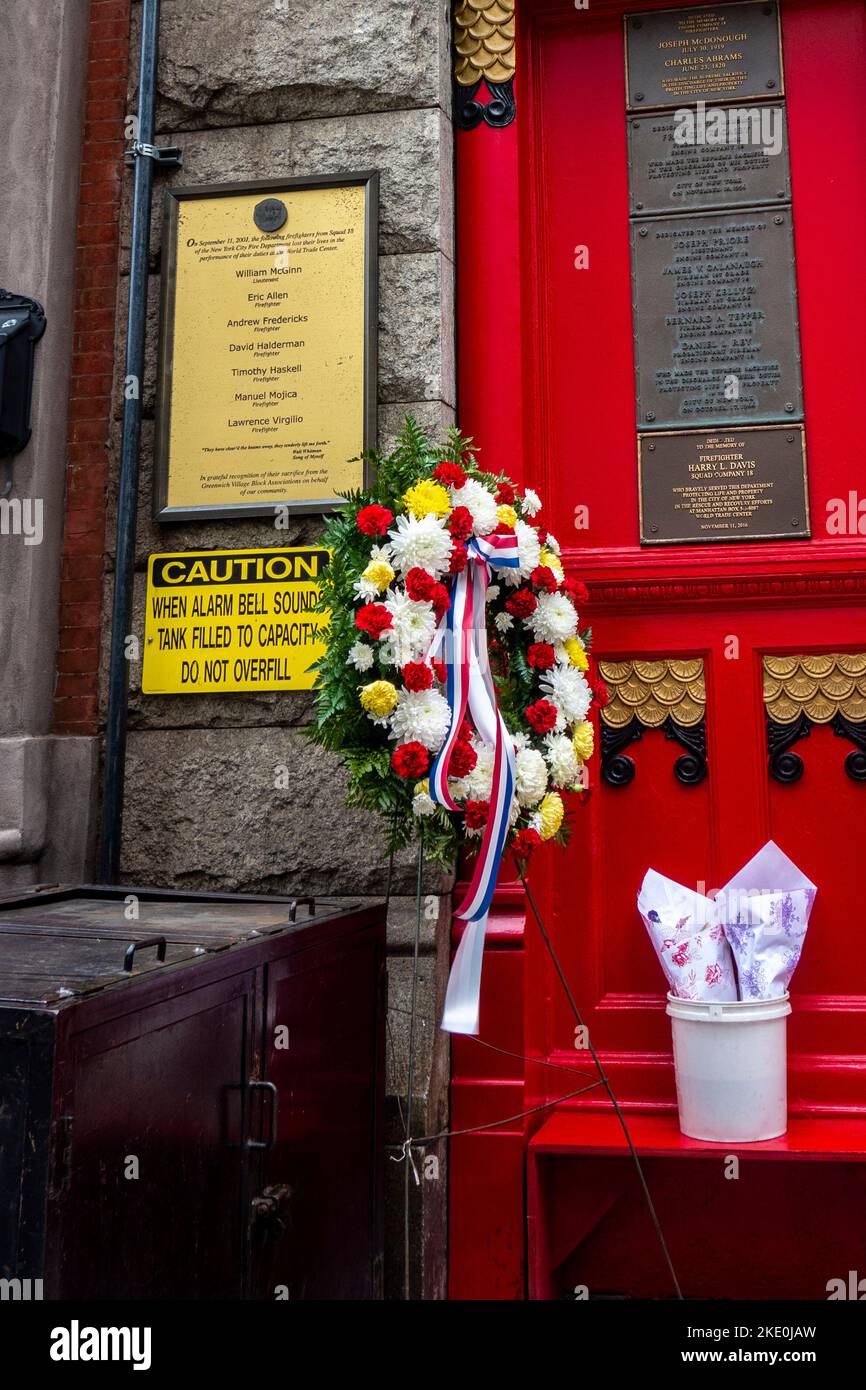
top-left (666, 992), bottom-right (791, 1142)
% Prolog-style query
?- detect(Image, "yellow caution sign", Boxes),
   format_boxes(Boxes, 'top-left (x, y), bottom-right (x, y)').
top-left (142, 547), bottom-right (329, 694)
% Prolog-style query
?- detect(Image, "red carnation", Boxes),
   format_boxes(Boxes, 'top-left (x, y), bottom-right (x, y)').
top-left (505, 587), bottom-right (537, 619)
top-left (450, 739), bottom-right (478, 778)
top-left (403, 661), bottom-right (434, 692)
top-left (405, 567), bottom-right (438, 602)
top-left (526, 699), bottom-right (558, 735)
top-left (356, 504), bottom-right (393, 537)
top-left (392, 742), bottom-right (430, 779)
top-left (431, 582), bottom-right (451, 620)
top-left (527, 642), bottom-right (556, 671)
top-left (495, 521), bottom-right (516, 536)
top-left (432, 658), bottom-right (448, 684)
top-left (531, 565), bottom-right (558, 593)
top-left (355, 603), bottom-right (393, 640)
top-left (512, 827), bottom-right (542, 861)
top-left (456, 719), bottom-right (474, 743)
top-left (449, 540), bottom-right (469, 573)
top-left (464, 799), bottom-right (489, 830)
top-left (447, 505), bottom-right (474, 542)
top-left (434, 460), bottom-right (467, 489)
top-left (496, 481), bottom-right (515, 505)
top-left (592, 679), bottom-right (609, 709)
top-left (562, 576), bottom-right (589, 605)
top-left (537, 527), bottom-right (548, 545)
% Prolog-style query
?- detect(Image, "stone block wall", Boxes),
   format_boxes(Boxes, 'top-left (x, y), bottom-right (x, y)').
top-left (103, 0), bottom-right (456, 1298)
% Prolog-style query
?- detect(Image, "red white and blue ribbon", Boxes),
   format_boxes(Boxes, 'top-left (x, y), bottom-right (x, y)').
top-left (428, 532), bottom-right (520, 1034)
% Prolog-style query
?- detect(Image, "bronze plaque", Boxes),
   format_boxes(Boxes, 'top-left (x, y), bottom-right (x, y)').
top-left (639, 424), bottom-right (809, 544)
top-left (631, 208), bottom-right (803, 429)
top-left (625, 3), bottom-right (783, 111)
top-left (627, 103), bottom-right (789, 214)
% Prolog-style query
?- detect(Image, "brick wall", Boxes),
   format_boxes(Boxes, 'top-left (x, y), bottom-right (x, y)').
top-left (53, 0), bottom-right (131, 736)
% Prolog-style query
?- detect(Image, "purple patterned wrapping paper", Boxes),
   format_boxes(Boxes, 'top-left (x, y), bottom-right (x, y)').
top-left (715, 841), bottom-right (817, 1000)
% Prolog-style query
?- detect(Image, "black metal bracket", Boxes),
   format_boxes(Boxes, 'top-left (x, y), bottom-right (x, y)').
top-left (664, 716), bottom-right (708, 785)
top-left (124, 141), bottom-right (183, 168)
top-left (454, 78), bottom-right (515, 131)
top-left (767, 711), bottom-right (866, 783)
top-left (833, 712), bottom-right (866, 782)
top-left (601, 717), bottom-right (642, 787)
top-left (767, 712), bottom-right (810, 783)
top-left (601, 715), bottom-right (707, 787)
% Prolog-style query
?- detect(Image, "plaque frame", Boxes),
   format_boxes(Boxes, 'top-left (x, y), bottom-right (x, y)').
top-left (630, 206), bottom-right (804, 430)
top-left (624, 2), bottom-right (785, 113)
top-left (153, 172), bottom-right (379, 523)
top-left (637, 423), bottom-right (810, 545)
top-left (626, 102), bottom-right (791, 216)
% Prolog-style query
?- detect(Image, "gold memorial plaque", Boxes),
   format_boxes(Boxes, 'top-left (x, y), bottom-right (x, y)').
top-left (154, 175), bottom-right (378, 520)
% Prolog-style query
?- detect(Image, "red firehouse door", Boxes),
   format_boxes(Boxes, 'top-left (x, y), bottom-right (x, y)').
top-left (451, 0), bottom-right (866, 1299)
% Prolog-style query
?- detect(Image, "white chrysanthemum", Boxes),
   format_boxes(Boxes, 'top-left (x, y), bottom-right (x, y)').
top-left (545, 733), bottom-right (580, 788)
top-left (494, 611), bottom-right (513, 633)
top-left (504, 518), bottom-right (543, 586)
top-left (450, 478), bottom-right (498, 536)
top-left (390, 687), bottom-right (452, 752)
top-left (486, 584), bottom-right (501, 601)
top-left (348, 641), bottom-right (376, 671)
top-left (412, 787), bottom-right (438, 818)
top-left (387, 513), bottom-right (453, 578)
top-left (544, 531), bottom-right (561, 556)
top-left (527, 591), bottom-right (578, 644)
top-left (380, 590), bottom-right (437, 666)
top-left (464, 741), bottom-right (496, 800)
top-left (528, 812), bottom-right (543, 834)
top-left (515, 747), bottom-right (548, 808)
top-left (353, 577), bottom-right (379, 601)
top-left (512, 730), bottom-right (530, 752)
top-left (522, 488), bottom-right (541, 518)
top-left (540, 665), bottom-right (592, 727)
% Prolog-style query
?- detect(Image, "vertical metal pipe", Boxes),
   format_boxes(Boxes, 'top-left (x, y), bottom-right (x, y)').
top-left (98, 0), bottom-right (160, 882)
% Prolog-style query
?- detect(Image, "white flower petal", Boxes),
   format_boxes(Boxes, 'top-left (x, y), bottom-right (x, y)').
top-left (387, 513), bottom-right (453, 578)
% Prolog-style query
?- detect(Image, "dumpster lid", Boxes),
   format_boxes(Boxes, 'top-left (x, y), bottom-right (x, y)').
top-left (0, 886), bottom-right (369, 1004)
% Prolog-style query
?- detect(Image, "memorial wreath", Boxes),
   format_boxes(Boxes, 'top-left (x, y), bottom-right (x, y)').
top-left (310, 421), bottom-right (602, 1029)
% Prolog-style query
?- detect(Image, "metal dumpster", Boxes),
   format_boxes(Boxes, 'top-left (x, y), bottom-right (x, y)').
top-left (0, 884), bottom-right (385, 1300)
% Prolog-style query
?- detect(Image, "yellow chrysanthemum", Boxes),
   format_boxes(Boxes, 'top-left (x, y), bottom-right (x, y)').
top-left (362, 558), bottom-right (395, 592)
top-left (414, 780), bottom-right (430, 798)
top-left (562, 636), bottom-right (589, 671)
top-left (360, 680), bottom-right (398, 718)
top-left (496, 503), bottom-right (518, 529)
top-left (540, 547), bottom-right (563, 575)
top-left (538, 792), bottom-right (564, 841)
top-left (573, 720), bottom-right (594, 763)
top-left (403, 479), bottom-right (451, 519)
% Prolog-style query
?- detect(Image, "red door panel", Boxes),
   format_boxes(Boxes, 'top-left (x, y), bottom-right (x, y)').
top-left (451, 0), bottom-right (866, 1298)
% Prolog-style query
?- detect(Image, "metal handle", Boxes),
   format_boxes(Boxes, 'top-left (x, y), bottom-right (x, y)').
top-left (246, 1080), bottom-right (278, 1150)
top-left (123, 935), bottom-right (167, 972)
top-left (288, 896), bottom-right (316, 922)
